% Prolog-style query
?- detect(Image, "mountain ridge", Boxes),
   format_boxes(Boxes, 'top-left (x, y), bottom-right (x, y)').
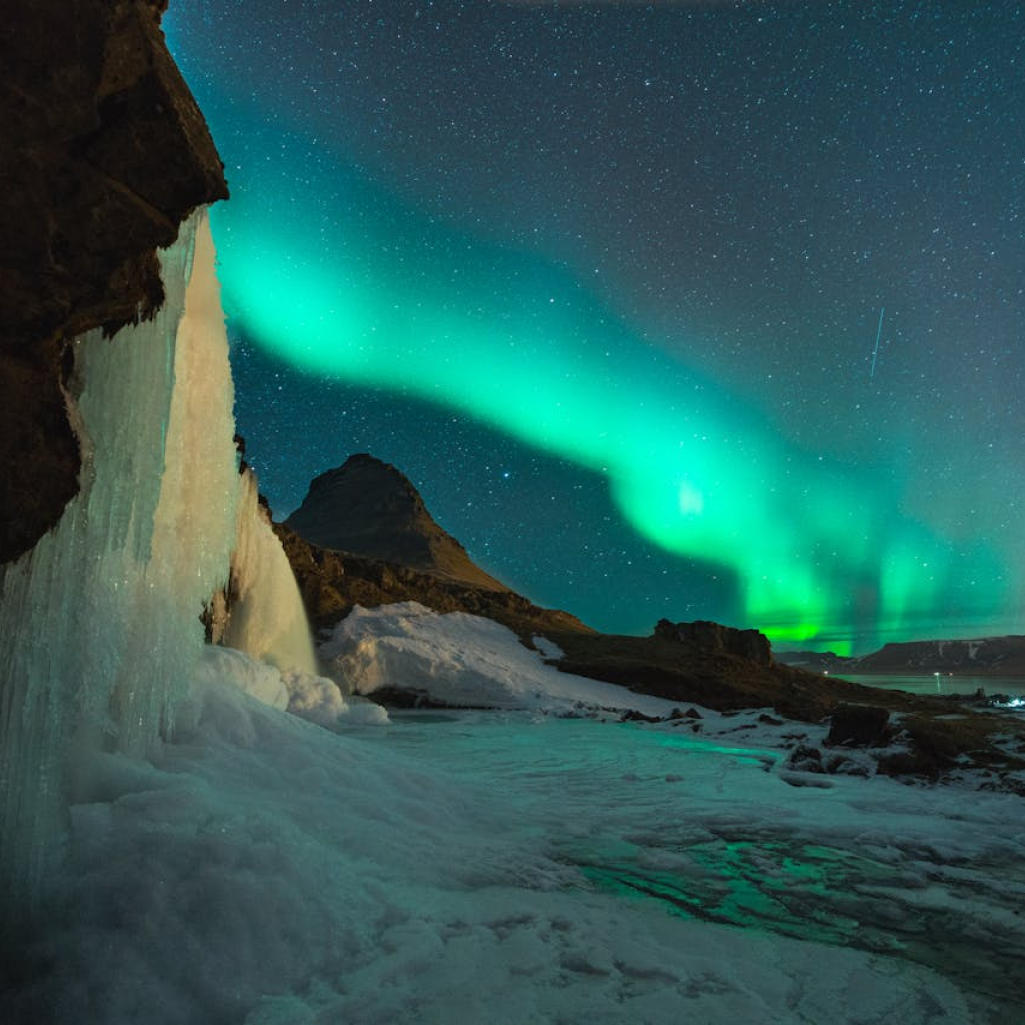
top-left (778, 635), bottom-right (1025, 676)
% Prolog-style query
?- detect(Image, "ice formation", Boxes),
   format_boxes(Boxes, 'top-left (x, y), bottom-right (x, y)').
top-left (0, 211), bottom-right (240, 910)
top-left (0, 209), bottom-right (320, 914)
top-left (6, 670), bottom-right (1020, 1022)
top-left (221, 468), bottom-right (317, 676)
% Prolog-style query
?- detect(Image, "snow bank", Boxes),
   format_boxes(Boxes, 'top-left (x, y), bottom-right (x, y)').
top-left (321, 602), bottom-right (675, 715)
top-left (191, 645), bottom-right (389, 729)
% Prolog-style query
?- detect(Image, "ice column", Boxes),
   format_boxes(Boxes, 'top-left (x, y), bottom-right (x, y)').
top-left (0, 210), bottom-right (240, 910)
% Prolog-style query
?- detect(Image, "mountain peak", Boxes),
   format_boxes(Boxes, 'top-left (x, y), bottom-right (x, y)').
top-left (285, 454), bottom-right (509, 592)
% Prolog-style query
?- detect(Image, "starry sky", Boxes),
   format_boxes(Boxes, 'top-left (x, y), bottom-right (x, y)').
top-left (166, 0), bottom-right (1024, 654)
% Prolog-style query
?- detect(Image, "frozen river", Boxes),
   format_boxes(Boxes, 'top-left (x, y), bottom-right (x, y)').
top-left (9, 674), bottom-right (1025, 1023)
top-left (352, 708), bottom-right (1025, 1022)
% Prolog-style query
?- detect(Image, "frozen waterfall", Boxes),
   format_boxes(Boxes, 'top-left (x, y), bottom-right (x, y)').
top-left (0, 210), bottom-right (314, 915)
top-left (222, 468), bottom-right (317, 677)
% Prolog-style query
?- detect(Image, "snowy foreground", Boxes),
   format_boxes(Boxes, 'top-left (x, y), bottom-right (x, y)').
top-left (7, 612), bottom-right (1025, 1023)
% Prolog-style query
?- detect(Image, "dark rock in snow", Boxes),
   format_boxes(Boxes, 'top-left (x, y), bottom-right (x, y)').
top-left (826, 704), bottom-right (891, 748)
top-left (786, 744), bottom-right (825, 772)
top-left (620, 709), bottom-right (663, 723)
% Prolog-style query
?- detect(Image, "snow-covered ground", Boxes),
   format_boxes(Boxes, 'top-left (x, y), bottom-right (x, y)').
top-left (6, 632), bottom-right (1025, 1023)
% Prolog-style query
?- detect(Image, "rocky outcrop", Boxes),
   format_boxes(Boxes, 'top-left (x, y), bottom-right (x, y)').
top-left (0, 0), bottom-right (228, 564)
top-left (285, 454), bottom-right (510, 592)
top-left (654, 618), bottom-right (773, 666)
top-left (546, 629), bottom-right (832, 720)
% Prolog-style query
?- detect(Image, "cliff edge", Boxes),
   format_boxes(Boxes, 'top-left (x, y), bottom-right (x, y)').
top-left (0, 0), bottom-right (228, 564)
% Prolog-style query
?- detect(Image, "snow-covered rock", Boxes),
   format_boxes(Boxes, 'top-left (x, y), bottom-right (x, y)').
top-left (321, 602), bottom-right (675, 716)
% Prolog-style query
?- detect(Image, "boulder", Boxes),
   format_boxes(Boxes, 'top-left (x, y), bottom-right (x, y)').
top-left (826, 703), bottom-right (891, 747)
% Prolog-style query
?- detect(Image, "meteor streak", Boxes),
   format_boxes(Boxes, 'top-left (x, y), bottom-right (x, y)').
top-left (870, 307), bottom-right (884, 381)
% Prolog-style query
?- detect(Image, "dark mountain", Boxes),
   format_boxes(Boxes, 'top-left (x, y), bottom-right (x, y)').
top-left (778, 636), bottom-right (1025, 676)
top-left (274, 521), bottom-right (593, 639)
top-left (858, 636), bottom-right (1025, 675)
top-left (285, 454), bottom-right (509, 592)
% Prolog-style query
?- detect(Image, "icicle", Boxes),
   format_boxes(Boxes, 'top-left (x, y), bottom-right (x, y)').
top-left (0, 210), bottom-right (240, 914)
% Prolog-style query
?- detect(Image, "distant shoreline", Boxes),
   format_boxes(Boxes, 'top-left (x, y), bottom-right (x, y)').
top-left (825, 669), bottom-right (1025, 679)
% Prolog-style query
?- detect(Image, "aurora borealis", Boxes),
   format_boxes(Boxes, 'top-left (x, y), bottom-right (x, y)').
top-left (167, 1), bottom-right (1024, 653)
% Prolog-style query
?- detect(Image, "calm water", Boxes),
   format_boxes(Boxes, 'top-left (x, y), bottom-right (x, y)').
top-left (829, 673), bottom-right (1025, 699)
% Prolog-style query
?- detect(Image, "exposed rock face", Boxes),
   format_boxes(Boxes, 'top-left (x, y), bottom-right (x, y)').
top-left (0, 0), bottom-right (228, 564)
top-left (547, 629), bottom-right (824, 719)
top-left (285, 454), bottom-right (510, 592)
top-left (654, 618), bottom-right (773, 666)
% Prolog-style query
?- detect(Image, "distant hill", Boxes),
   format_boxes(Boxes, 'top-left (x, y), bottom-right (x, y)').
top-left (778, 636), bottom-right (1025, 676)
top-left (284, 454), bottom-right (509, 592)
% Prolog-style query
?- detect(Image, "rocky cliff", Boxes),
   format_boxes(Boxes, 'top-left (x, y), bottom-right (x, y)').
top-left (0, 0), bottom-right (227, 564)
top-left (858, 636), bottom-right (1025, 675)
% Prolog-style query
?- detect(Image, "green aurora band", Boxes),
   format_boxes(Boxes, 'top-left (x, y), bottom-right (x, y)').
top-left (207, 124), bottom-right (1007, 654)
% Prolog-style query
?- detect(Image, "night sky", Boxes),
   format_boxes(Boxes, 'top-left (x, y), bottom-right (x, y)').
top-left (166, 0), bottom-right (1024, 654)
